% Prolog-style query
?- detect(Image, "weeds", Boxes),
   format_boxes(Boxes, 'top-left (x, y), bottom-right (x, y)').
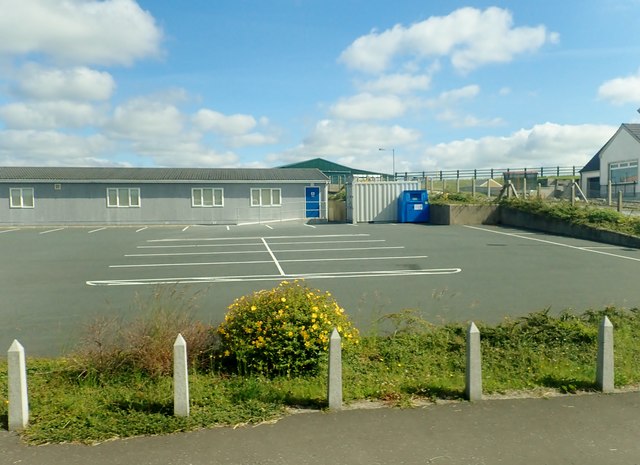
top-left (70, 285), bottom-right (215, 379)
top-left (4, 298), bottom-right (640, 444)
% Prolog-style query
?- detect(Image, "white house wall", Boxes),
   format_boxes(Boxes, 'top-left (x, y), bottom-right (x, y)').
top-left (0, 182), bottom-right (324, 225)
top-left (599, 129), bottom-right (640, 186)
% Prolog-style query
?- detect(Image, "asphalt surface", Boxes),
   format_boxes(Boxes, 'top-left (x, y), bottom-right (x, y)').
top-left (2, 392), bottom-right (640, 465)
top-left (3, 222), bottom-right (640, 356)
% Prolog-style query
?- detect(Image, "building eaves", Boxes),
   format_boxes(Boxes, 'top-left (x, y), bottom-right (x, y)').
top-left (0, 167), bottom-right (329, 183)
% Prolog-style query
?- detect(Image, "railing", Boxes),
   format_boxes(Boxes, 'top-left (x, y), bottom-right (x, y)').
top-left (395, 166), bottom-right (580, 181)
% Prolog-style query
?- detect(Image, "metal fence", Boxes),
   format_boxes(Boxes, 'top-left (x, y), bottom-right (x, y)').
top-left (392, 166), bottom-right (581, 199)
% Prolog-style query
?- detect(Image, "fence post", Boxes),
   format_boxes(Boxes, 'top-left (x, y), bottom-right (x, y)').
top-left (617, 191), bottom-right (623, 212)
top-left (456, 178), bottom-right (460, 193)
top-left (596, 317), bottom-right (614, 393)
top-left (537, 183), bottom-right (541, 199)
top-left (571, 184), bottom-right (576, 206)
top-left (8, 340), bottom-right (29, 431)
top-left (472, 178), bottom-right (476, 198)
top-left (465, 322), bottom-right (482, 401)
top-left (327, 328), bottom-right (342, 410)
top-left (608, 181), bottom-right (612, 206)
top-left (523, 177), bottom-right (527, 198)
top-left (173, 334), bottom-right (190, 417)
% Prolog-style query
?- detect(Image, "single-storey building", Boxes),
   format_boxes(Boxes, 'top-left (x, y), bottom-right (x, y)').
top-left (0, 166), bottom-right (329, 225)
top-left (580, 123), bottom-right (640, 199)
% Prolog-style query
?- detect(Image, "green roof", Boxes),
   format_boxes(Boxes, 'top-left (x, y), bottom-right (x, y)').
top-left (279, 158), bottom-right (388, 177)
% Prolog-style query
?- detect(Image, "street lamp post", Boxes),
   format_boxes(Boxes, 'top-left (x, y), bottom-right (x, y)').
top-left (378, 147), bottom-right (395, 180)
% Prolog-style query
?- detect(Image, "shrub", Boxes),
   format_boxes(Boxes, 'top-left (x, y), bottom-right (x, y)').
top-left (72, 285), bottom-right (215, 379)
top-left (216, 280), bottom-right (359, 376)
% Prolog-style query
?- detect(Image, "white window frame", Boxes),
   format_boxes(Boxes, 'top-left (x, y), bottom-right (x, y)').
top-left (9, 188), bottom-right (34, 209)
top-left (250, 188), bottom-right (281, 207)
top-left (609, 160), bottom-right (638, 185)
top-left (192, 187), bottom-right (224, 207)
top-left (106, 188), bottom-right (141, 208)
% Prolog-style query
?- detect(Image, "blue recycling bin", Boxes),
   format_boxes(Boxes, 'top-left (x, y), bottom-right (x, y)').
top-left (397, 190), bottom-right (429, 223)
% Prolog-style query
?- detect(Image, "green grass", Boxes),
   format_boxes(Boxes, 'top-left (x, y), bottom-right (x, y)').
top-left (501, 197), bottom-right (640, 237)
top-left (2, 307), bottom-right (640, 444)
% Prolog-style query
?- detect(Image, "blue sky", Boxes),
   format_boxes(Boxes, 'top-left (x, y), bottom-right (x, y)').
top-left (0, 0), bottom-right (639, 174)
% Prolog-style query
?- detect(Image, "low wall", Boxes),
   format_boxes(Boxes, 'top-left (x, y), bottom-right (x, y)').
top-left (429, 204), bottom-right (499, 225)
top-left (499, 207), bottom-right (640, 248)
top-left (430, 203), bottom-right (640, 248)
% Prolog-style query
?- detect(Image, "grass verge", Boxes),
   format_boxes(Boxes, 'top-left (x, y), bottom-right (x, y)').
top-left (2, 307), bottom-right (640, 444)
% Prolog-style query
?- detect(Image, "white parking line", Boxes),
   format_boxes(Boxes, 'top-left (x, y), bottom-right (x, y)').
top-left (136, 227), bottom-right (148, 233)
top-left (88, 227), bottom-right (107, 234)
top-left (87, 268), bottom-right (461, 286)
top-left (137, 242), bottom-right (264, 249)
top-left (182, 226), bottom-right (190, 232)
top-left (0, 228), bottom-right (19, 234)
top-left (304, 224), bottom-right (316, 228)
top-left (146, 233), bottom-right (370, 243)
top-left (109, 254), bottom-right (429, 269)
top-left (464, 225), bottom-right (640, 263)
top-left (261, 237), bottom-right (285, 275)
top-left (39, 228), bottom-right (65, 235)
top-left (125, 245), bottom-right (403, 258)
top-left (265, 225), bottom-right (274, 230)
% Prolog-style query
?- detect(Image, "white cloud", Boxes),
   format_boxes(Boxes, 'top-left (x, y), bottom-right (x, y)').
top-left (420, 123), bottom-right (615, 170)
top-left (227, 133), bottom-right (278, 148)
top-left (270, 119), bottom-right (421, 174)
top-left (0, 0), bottom-right (162, 66)
top-left (109, 97), bottom-right (185, 140)
top-left (426, 85), bottom-right (480, 108)
top-left (358, 73), bottom-right (431, 94)
top-left (598, 69), bottom-right (640, 105)
top-left (192, 109), bottom-right (257, 135)
top-left (339, 7), bottom-right (557, 74)
top-left (0, 129), bottom-right (112, 165)
top-left (0, 101), bottom-right (106, 129)
top-left (14, 64), bottom-right (116, 101)
top-left (330, 93), bottom-right (407, 120)
top-left (436, 109), bottom-right (503, 128)
top-left (126, 137), bottom-right (239, 168)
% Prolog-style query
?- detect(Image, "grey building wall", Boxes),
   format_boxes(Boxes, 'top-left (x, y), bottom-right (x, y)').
top-left (0, 181), bottom-right (325, 225)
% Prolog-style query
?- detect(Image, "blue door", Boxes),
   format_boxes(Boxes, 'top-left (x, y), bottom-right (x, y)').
top-left (305, 186), bottom-right (320, 218)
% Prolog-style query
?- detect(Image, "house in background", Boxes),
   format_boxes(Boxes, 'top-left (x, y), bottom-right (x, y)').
top-left (0, 166), bottom-right (329, 225)
top-left (279, 158), bottom-right (392, 192)
top-left (580, 123), bottom-right (640, 199)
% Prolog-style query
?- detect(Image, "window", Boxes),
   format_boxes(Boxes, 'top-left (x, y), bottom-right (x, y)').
top-left (106, 188), bottom-right (140, 208)
top-left (9, 188), bottom-right (34, 208)
top-left (250, 188), bottom-right (281, 206)
top-left (192, 188), bottom-right (223, 207)
top-left (609, 160), bottom-right (638, 184)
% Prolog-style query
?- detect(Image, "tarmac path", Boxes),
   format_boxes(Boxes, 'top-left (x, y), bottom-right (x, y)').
top-left (2, 392), bottom-right (640, 465)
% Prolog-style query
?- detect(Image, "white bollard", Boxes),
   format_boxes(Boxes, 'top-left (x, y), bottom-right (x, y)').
top-left (8, 340), bottom-right (29, 431)
top-left (327, 328), bottom-right (342, 410)
top-left (173, 334), bottom-right (190, 417)
top-left (596, 317), bottom-right (614, 393)
top-left (465, 322), bottom-right (482, 401)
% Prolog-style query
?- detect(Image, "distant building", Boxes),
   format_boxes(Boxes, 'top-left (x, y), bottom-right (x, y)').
top-left (279, 158), bottom-right (392, 190)
top-left (0, 166), bottom-right (329, 225)
top-left (580, 124), bottom-right (640, 199)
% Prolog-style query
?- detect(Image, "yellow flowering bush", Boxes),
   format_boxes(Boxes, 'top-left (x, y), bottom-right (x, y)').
top-left (216, 280), bottom-right (359, 376)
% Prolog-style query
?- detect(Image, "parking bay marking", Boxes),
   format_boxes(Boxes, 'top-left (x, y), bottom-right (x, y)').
top-left (108, 255), bottom-right (430, 269)
top-left (124, 246), bottom-right (404, 258)
top-left (87, 267), bottom-right (462, 286)
top-left (135, 239), bottom-right (386, 249)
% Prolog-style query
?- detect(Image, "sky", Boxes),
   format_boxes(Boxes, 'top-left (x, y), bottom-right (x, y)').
top-left (0, 0), bottom-right (639, 175)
